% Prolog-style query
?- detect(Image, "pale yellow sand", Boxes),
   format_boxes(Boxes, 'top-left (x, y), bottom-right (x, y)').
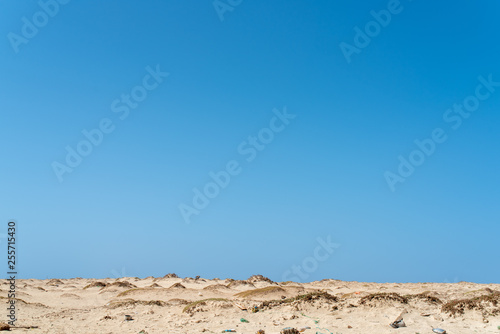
top-left (2, 276), bottom-right (500, 333)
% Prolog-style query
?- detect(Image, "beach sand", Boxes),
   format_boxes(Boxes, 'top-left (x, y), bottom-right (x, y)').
top-left (3, 275), bottom-right (500, 333)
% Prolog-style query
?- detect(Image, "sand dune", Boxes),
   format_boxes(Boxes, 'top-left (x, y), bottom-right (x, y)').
top-left (2, 276), bottom-right (499, 333)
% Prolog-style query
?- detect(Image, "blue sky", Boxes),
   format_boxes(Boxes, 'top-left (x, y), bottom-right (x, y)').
top-left (0, 0), bottom-right (499, 283)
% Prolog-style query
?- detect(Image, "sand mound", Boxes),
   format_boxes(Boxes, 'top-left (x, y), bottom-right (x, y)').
top-left (182, 277), bottom-right (205, 283)
top-left (182, 298), bottom-right (233, 314)
top-left (15, 291), bottom-right (31, 298)
top-left (107, 299), bottom-right (167, 309)
top-left (105, 281), bottom-right (137, 289)
top-left (279, 281), bottom-right (306, 287)
top-left (9, 278), bottom-right (500, 333)
top-left (83, 281), bottom-right (107, 289)
top-left (116, 288), bottom-right (151, 297)
top-left (235, 286), bottom-right (286, 299)
top-left (4, 297), bottom-right (47, 308)
top-left (406, 292), bottom-right (442, 305)
top-left (279, 285), bottom-right (306, 294)
top-left (442, 294), bottom-right (500, 316)
top-left (247, 275), bottom-right (274, 284)
top-left (359, 293), bottom-right (408, 307)
top-left (153, 273), bottom-right (179, 282)
top-left (163, 273), bottom-right (179, 278)
top-left (169, 283), bottom-right (186, 289)
top-left (46, 279), bottom-right (64, 286)
top-left (258, 291), bottom-right (338, 310)
top-left (99, 281), bottom-right (138, 293)
top-left (319, 278), bottom-right (341, 283)
top-left (203, 284), bottom-right (230, 291)
top-left (461, 288), bottom-right (500, 299)
top-left (227, 280), bottom-right (255, 288)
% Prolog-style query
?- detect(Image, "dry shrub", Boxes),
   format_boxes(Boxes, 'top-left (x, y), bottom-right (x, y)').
top-left (227, 280), bottom-right (255, 288)
top-left (359, 293), bottom-right (408, 306)
top-left (442, 294), bottom-right (500, 316)
top-left (163, 273), bottom-right (179, 278)
top-left (281, 328), bottom-right (300, 334)
top-left (83, 281), bottom-right (107, 289)
top-left (107, 299), bottom-right (167, 309)
top-left (182, 298), bottom-right (231, 314)
top-left (106, 281), bottom-right (137, 289)
top-left (247, 275), bottom-right (274, 284)
top-left (259, 291), bottom-right (338, 310)
top-left (405, 292), bottom-right (442, 305)
top-left (484, 288), bottom-right (500, 294)
top-left (169, 283), bottom-right (186, 289)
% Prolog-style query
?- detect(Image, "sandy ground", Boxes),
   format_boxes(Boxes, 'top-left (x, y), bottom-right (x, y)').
top-left (1, 275), bottom-right (499, 333)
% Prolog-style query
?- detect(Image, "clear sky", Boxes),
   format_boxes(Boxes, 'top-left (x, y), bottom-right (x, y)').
top-left (1, 0), bottom-right (499, 283)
